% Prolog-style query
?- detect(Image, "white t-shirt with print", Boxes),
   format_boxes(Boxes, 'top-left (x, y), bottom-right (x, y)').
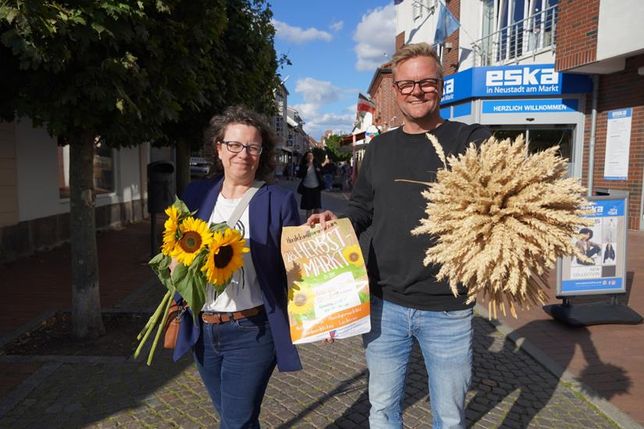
top-left (202, 194), bottom-right (263, 312)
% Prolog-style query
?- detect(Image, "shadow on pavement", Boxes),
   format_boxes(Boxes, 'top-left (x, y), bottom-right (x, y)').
top-left (0, 352), bottom-right (197, 428)
top-left (318, 316), bottom-right (627, 428)
top-left (466, 319), bottom-right (631, 428)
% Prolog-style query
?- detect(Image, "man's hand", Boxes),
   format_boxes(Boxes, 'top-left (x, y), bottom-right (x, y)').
top-left (306, 210), bottom-right (338, 229)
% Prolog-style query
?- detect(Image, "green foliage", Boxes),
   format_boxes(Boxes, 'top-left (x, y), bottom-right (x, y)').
top-left (158, 0), bottom-right (281, 151)
top-left (324, 133), bottom-right (351, 162)
top-left (1, 0), bottom-right (280, 150)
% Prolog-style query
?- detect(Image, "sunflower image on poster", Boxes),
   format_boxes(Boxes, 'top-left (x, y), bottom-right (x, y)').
top-left (281, 218), bottom-right (371, 344)
top-left (288, 281), bottom-right (316, 320)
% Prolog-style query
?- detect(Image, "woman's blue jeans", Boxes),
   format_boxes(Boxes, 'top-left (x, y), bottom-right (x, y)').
top-left (363, 295), bottom-right (473, 429)
top-left (193, 312), bottom-right (276, 429)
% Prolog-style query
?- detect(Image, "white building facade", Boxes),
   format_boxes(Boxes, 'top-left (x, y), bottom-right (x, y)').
top-left (394, 0), bottom-right (644, 229)
top-left (0, 118), bottom-right (171, 261)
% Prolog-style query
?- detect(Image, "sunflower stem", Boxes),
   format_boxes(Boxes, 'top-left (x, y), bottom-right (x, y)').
top-left (136, 289), bottom-right (170, 340)
top-left (147, 288), bottom-right (175, 366)
top-left (134, 290), bottom-right (171, 360)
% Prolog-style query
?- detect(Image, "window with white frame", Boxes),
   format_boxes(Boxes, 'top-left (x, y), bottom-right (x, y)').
top-left (477, 0), bottom-right (559, 65)
top-left (58, 137), bottom-right (115, 198)
top-left (413, 0), bottom-right (423, 20)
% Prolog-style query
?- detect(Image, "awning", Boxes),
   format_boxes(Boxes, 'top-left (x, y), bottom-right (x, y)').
top-left (340, 131), bottom-right (366, 145)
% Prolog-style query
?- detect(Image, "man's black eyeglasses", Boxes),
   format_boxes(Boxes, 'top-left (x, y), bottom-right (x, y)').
top-left (219, 141), bottom-right (263, 155)
top-left (393, 78), bottom-right (442, 95)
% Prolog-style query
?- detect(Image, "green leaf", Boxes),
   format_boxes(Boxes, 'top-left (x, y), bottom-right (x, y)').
top-left (174, 269), bottom-right (206, 323)
top-left (149, 252), bottom-right (166, 267)
top-left (91, 23), bottom-right (106, 35)
top-left (3, 8), bottom-right (18, 24)
top-left (174, 197), bottom-right (191, 215)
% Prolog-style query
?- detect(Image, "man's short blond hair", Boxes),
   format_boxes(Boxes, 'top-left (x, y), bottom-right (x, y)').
top-left (391, 43), bottom-right (443, 79)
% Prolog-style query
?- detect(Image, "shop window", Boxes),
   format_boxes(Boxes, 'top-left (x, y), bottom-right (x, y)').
top-left (491, 126), bottom-right (573, 160)
top-left (58, 137), bottom-right (115, 198)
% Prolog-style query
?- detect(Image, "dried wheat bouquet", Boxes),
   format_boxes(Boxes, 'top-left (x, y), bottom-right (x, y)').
top-left (411, 134), bottom-right (591, 318)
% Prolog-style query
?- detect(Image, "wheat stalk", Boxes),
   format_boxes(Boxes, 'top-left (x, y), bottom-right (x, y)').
top-left (412, 134), bottom-right (592, 318)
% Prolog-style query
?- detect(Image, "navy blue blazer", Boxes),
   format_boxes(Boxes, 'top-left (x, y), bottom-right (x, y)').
top-left (172, 177), bottom-right (302, 372)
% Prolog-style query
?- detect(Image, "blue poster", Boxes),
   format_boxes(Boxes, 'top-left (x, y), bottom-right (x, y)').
top-left (558, 198), bottom-right (627, 296)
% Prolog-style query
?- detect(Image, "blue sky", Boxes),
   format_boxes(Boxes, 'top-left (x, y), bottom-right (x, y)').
top-left (269, 1), bottom-right (396, 140)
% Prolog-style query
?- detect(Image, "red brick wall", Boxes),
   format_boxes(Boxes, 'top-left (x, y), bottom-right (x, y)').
top-left (370, 70), bottom-right (403, 130)
top-left (442, 0), bottom-right (460, 75)
top-left (580, 54), bottom-right (644, 229)
top-left (555, 0), bottom-right (600, 71)
top-left (396, 32), bottom-right (405, 51)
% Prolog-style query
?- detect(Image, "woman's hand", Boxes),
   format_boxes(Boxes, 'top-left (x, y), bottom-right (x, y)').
top-left (169, 258), bottom-right (178, 273)
top-left (306, 210), bottom-right (337, 229)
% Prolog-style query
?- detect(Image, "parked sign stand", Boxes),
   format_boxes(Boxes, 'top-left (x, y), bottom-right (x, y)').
top-left (544, 196), bottom-right (643, 326)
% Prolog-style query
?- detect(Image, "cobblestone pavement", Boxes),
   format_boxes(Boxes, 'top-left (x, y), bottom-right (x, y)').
top-left (0, 183), bottom-right (634, 428)
top-left (0, 315), bottom-right (619, 428)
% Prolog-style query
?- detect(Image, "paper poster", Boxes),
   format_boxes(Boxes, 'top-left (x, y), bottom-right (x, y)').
top-left (603, 108), bottom-right (632, 180)
top-left (557, 197), bottom-right (627, 296)
top-left (281, 218), bottom-right (370, 344)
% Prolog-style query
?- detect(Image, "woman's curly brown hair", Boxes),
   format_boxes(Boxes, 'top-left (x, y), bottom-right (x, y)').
top-left (204, 105), bottom-right (277, 182)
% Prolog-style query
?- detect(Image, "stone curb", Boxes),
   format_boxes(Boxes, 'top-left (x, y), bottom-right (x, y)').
top-left (0, 361), bottom-right (61, 417)
top-left (475, 303), bottom-right (644, 429)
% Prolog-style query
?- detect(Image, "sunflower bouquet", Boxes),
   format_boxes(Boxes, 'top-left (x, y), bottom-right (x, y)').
top-left (134, 198), bottom-right (249, 365)
top-left (411, 134), bottom-right (592, 319)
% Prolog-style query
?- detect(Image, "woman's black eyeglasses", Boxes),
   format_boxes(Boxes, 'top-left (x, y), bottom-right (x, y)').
top-left (219, 141), bottom-right (263, 155)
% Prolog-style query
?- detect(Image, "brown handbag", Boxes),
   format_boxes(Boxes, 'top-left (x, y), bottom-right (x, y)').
top-left (163, 302), bottom-right (185, 349)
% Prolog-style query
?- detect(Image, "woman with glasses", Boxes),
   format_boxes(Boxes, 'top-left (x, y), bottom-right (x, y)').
top-left (172, 105), bottom-right (302, 428)
top-left (297, 151), bottom-right (323, 218)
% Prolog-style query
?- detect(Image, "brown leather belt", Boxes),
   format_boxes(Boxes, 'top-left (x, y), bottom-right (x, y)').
top-left (201, 305), bottom-right (263, 324)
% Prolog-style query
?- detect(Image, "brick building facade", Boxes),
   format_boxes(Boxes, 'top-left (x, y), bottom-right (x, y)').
top-left (556, 0), bottom-right (644, 229)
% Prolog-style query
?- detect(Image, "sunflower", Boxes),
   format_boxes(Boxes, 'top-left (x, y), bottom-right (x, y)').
top-left (202, 228), bottom-right (249, 287)
top-left (342, 244), bottom-right (364, 267)
top-left (288, 282), bottom-right (315, 317)
top-left (161, 205), bottom-right (181, 256)
top-left (171, 217), bottom-right (213, 266)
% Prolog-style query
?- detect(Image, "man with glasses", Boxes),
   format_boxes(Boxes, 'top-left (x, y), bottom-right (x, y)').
top-left (308, 43), bottom-right (490, 428)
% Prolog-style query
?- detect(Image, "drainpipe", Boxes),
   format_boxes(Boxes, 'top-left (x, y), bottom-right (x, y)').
top-left (587, 74), bottom-right (599, 196)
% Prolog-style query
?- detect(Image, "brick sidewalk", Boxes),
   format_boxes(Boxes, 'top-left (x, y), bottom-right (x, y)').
top-left (0, 220), bottom-right (157, 402)
top-left (0, 190), bottom-right (642, 427)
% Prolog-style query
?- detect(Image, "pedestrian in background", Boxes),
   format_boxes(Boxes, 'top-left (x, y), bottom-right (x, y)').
top-left (307, 43), bottom-right (491, 428)
top-left (297, 151), bottom-right (323, 218)
top-left (174, 105), bottom-right (302, 428)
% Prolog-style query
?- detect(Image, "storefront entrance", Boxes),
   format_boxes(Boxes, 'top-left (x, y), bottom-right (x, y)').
top-left (489, 125), bottom-right (575, 174)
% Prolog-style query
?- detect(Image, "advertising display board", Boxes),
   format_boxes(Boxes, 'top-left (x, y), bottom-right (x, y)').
top-left (440, 64), bottom-right (592, 105)
top-left (556, 196), bottom-right (628, 297)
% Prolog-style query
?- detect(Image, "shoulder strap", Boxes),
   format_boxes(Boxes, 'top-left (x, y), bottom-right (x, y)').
top-left (226, 180), bottom-right (264, 228)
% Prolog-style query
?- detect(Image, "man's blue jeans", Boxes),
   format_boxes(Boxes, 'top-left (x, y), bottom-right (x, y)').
top-left (363, 295), bottom-right (473, 429)
top-left (193, 312), bottom-right (276, 429)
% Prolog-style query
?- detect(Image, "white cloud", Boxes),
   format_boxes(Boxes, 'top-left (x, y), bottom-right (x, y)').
top-left (295, 77), bottom-right (342, 105)
top-left (354, 5), bottom-right (396, 71)
top-left (272, 19), bottom-right (333, 44)
top-left (299, 111), bottom-right (355, 139)
top-left (290, 78), bottom-right (356, 139)
top-left (292, 102), bottom-right (318, 118)
top-left (330, 20), bottom-right (344, 32)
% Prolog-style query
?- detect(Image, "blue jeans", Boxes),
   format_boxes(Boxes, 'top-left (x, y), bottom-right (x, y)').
top-left (193, 312), bottom-right (276, 429)
top-left (363, 295), bottom-right (473, 429)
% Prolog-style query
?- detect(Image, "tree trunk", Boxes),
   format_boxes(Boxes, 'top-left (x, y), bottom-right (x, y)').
top-left (70, 134), bottom-right (105, 338)
top-left (175, 139), bottom-right (191, 197)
